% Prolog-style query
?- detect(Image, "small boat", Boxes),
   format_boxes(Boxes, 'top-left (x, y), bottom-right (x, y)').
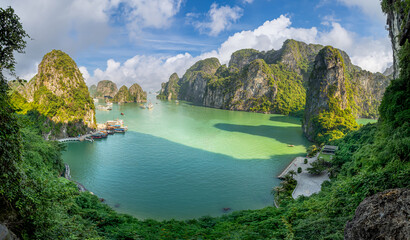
top-left (288, 145), bottom-right (295, 147)
top-left (147, 103), bottom-right (154, 109)
top-left (99, 131), bottom-right (108, 138)
top-left (114, 128), bottom-right (126, 133)
top-left (121, 112), bottom-right (124, 115)
top-left (91, 133), bottom-right (103, 139)
top-left (107, 130), bottom-right (115, 135)
top-left (175, 100), bottom-right (179, 104)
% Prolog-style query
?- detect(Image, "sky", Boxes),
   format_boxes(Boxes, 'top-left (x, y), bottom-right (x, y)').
top-left (1, 0), bottom-right (392, 91)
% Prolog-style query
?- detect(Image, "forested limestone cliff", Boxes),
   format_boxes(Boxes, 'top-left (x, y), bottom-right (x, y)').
top-left (159, 39), bottom-right (390, 118)
top-left (9, 50), bottom-right (96, 139)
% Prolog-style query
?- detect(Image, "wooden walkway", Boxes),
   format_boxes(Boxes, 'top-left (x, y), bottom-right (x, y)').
top-left (57, 133), bottom-right (95, 143)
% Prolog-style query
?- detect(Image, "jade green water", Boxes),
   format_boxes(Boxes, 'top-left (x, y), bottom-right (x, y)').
top-left (62, 95), bottom-right (311, 220)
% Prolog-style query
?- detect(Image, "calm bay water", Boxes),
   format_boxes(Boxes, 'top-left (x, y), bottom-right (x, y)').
top-left (62, 95), bottom-right (311, 220)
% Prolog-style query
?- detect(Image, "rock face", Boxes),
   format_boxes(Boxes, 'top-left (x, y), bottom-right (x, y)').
top-left (95, 80), bottom-right (118, 99)
top-left (129, 83), bottom-right (147, 103)
top-left (10, 50), bottom-right (96, 139)
top-left (0, 224), bottom-right (18, 240)
top-left (158, 39), bottom-right (390, 118)
top-left (113, 84), bottom-right (146, 103)
top-left (159, 73), bottom-right (180, 100)
top-left (345, 188), bottom-right (409, 240)
top-left (383, 65), bottom-right (394, 77)
top-left (384, 1), bottom-right (406, 79)
top-left (303, 46), bottom-right (358, 142)
top-left (113, 86), bottom-right (131, 103)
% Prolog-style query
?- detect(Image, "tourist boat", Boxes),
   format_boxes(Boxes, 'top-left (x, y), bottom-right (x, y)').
top-left (114, 128), bottom-right (126, 133)
top-left (99, 131), bottom-right (108, 138)
top-left (107, 129), bottom-right (115, 135)
top-left (147, 103), bottom-right (154, 109)
top-left (91, 133), bottom-right (103, 139)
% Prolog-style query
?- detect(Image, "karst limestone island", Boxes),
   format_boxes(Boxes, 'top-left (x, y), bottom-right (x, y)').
top-left (8, 50), bottom-right (147, 140)
top-left (9, 50), bottom-right (96, 139)
top-left (158, 39), bottom-right (391, 120)
top-left (89, 79), bottom-right (147, 103)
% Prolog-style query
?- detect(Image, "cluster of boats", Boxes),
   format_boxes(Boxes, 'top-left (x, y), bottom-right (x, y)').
top-left (91, 119), bottom-right (128, 139)
top-left (140, 102), bottom-right (154, 109)
top-left (96, 102), bottom-right (113, 111)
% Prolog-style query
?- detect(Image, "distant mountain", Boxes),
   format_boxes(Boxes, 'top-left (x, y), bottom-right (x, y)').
top-left (94, 80), bottom-right (118, 99)
top-left (383, 64), bottom-right (394, 76)
top-left (112, 83), bottom-right (147, 103)
top-left (9, 50), bottom-right (96, 139)
top-left (158, 39), bottom-right (390, 119)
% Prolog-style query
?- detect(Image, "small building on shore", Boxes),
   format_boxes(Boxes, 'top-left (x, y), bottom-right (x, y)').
top-left (322, 145), bottom-right (338, 155)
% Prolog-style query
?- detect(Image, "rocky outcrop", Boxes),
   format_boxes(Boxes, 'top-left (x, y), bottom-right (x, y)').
top-left (383, 65), bottom-right (394, 77)
top-left (0, 224), bottom-right (18, 240)
top-left (302, 46), bottom-right (357, 142)
top-left (228, 49), bottom-right (263, 70)
top-left (113, 86), bottom-right (132, 103)
top-left (384, 1), bottom-right (406, 79)
top-left (88, 84), bottom-right (97, 98)
top-left (159, 39), bottom-right (390, 118)
top-left (95, 80), bottom-right (118, 99)
top-left (9, 50), bottom-right (96, 139)
top-left (112, 84), bottom-right (147, 103)
top-left (345, 188), bottom-right (409, 240)
top-left (159, 73), bottom-right (180, 100)
top-left (129, 83), bottom-right (147, 103)
top-left (178, 58), bottom-right (221, 104)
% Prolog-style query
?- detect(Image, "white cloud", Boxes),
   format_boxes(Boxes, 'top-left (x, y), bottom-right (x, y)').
top-left (79, 66), bottom-right (91, 81)
top-left (243, 0), bottom-right (254, 3)
top-left (83, 15), bottom-right (391, 91)
top-left (86, 53), bottom-right (201, 91)
top-left (337, 0), bottom-right (385, 23)
top-left (119, 0), bottom-right (182, 37)
top-left (0, 0), bottom-right (183, 80)
top-left (192, 3), bottom-right (243, 36)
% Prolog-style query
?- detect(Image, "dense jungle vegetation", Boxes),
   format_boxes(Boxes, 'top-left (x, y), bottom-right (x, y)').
top-left (0, 1), bottom-right (409, 239)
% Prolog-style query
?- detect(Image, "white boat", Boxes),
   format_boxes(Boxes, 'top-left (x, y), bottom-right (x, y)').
top-left (97, 105), bottom-right (112, 111)
top-left (147, 103), bottom-right (154, 109)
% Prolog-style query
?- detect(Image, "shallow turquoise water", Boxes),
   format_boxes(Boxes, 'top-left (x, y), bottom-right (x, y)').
top-left (62, 95), bottom-right (311, 220)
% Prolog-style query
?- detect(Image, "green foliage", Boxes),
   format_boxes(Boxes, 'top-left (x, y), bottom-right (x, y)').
top-left (307, 145), bottom-right (319, 157)
top-left (273, 172), bottom-right (297, 207)
top-left (1, 2), bottom-right (409, 239)
top-left (0, 6), bottom-right (29, 73)
top-left (379, 42), bottom-right (410, 128)
top-left (307, 158), bottom-right (330, 175)
top-left (297, 167), bottom-right (302, 173)
top-left (270, 63), bottom-right (306, 115)
top-left (304, 158), bottom-right (308, 164)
